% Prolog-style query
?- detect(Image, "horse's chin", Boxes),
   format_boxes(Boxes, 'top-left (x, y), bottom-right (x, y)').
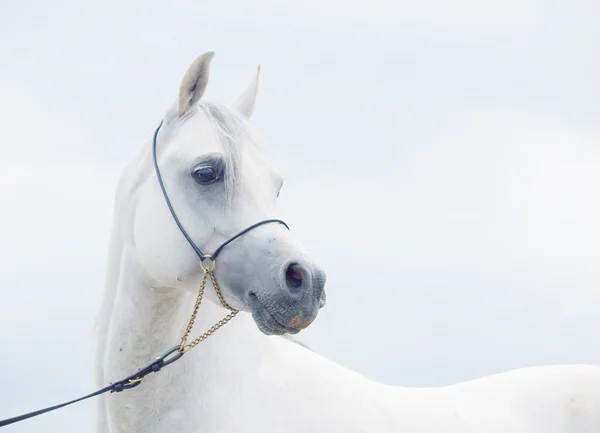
top-left (247, 293), bottom-right (305, 335)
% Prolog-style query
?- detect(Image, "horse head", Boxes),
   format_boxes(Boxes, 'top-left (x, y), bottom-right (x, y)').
top-left (132, 52), bottom-right (326, 335)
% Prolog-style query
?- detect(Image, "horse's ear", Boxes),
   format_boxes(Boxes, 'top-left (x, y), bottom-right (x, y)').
top-left (231, 65), bottom-right (260, 119)
top-left (178, 51), bottom-right (215, 116)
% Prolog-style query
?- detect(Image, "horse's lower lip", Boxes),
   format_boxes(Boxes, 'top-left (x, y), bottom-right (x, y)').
top-left (248, 293), bottom-right (301, 335)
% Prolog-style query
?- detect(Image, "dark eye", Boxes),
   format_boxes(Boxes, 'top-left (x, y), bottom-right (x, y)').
top-left (192, 166), bottom-right (218, 185)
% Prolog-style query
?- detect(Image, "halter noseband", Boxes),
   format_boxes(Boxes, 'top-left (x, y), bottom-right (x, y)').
top-left (151, 120), bottom-right (289, 262)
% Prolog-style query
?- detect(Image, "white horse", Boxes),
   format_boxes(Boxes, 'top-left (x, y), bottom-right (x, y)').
top-left (94, 51), bottom-right (600, 433)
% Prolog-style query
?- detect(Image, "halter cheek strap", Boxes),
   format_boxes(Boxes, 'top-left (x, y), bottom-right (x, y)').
top-left (151, 120), bottom-right (289, 261)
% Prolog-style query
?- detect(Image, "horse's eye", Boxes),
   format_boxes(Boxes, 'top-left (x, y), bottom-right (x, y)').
top-left (192, 166), bottom-right (218, 185)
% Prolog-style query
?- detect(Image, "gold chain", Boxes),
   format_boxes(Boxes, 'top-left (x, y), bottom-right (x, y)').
top-left (178, 259), bottom-right (238, 353)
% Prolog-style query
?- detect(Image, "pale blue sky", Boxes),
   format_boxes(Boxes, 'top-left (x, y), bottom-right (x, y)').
top-left (0, 0), bottom-right (598, 431)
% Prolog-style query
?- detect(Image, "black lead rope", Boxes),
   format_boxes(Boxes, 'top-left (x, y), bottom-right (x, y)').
top-left (0, 120), bottom-right (289, 428)
top-left (0, 346), bottom-right (184, 428)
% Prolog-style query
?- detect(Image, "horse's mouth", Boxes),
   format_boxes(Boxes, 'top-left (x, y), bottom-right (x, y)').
top-left (248, 293), bottom-right (303, 335)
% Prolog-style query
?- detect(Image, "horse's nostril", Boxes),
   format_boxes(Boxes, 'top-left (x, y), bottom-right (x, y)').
top-left (285, 263), bottom-right (304, 290)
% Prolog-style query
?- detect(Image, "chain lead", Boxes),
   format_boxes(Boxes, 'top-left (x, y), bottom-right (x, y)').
top-left (179, 259), bottom-right (239, 353)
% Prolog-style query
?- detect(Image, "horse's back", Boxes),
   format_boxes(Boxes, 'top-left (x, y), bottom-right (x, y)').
top-left (452, 364), bottom-right (600, 433)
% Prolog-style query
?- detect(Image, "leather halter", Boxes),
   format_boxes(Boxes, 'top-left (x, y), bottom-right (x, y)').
top-left (0, 120), bottom-right (289, 428)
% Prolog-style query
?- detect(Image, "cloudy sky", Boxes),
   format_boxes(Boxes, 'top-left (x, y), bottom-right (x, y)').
top-left (0, 0), bottom-right (598, 431)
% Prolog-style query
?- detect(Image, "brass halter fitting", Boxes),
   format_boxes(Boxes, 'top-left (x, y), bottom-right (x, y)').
top-left (200, 255), bottom-right (216, 272)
